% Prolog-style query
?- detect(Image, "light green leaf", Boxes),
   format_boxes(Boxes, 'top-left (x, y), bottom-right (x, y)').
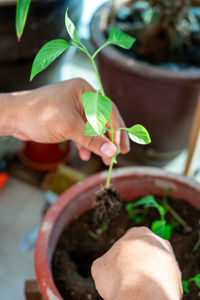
top-left (130, 214), bottom-right (146, 224)
top-left (82, 91), bottom-right (112, 135)
top-left (107, 27), bottom-right (135, 49)
top-left (16, 0), bottom-right (31, 40)
top-left (84, 121), bottom-right (107, 136)
top-left (151, 220), bottom-right (172, 240)
top-left (65, 8), bottom-right (80, 44)
top-left (157, 205), bottom-right (167, 219)
top-left (132, 195), bottom-right (158, 208)
top-left (182, 280), bottom-right (189, 293)
top-left (30, 39), bottom-right (71, 81)
top-left (192, 274), bottom-right (200, 288)
top-left (128, 124), bottom-right (151, 145)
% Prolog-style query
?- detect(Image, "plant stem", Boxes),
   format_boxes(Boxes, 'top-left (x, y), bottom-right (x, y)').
top-left (163, 201), bottom-right (192, 232)
top-left (105, 156), bottom-right (115, 189)
top-left (193, 231), bottom-right (200, 252)
top-left (92, 42), bottom-right (109, 59)
top-left (83, 45), bottom-right (117, 189)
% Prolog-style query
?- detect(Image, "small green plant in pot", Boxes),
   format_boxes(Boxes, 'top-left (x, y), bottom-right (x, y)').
top-left (30, 9), bottom-right (151, 222)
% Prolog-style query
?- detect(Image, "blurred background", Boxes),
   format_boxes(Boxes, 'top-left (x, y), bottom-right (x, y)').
top-left (0, 0), bottom-right (199, 299)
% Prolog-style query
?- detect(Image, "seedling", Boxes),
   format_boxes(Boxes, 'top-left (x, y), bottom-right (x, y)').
top-left (30, 9), bottom-right (151, 190)
top-left (193, 221), bottom-right (200, 252)
top-left (182, 274), bottom-right (200, 294)
top-left (161, 189), bottom-right (192, 233)
top-left (126, 195), bottom-right (172, 240)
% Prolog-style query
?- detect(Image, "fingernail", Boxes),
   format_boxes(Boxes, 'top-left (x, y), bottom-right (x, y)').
top-left (100, 143), bottom-right (117, 157)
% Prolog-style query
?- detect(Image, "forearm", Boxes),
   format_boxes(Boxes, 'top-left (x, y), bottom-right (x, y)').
top-left (0, 92), bottom-right (23, 136)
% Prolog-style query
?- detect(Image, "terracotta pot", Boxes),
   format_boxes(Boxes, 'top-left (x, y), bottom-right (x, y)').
top-left (0, 0), bottom-right (83, 92)
top-left (18, 141), bottom-right (70, 171)
top-left (35, 166), bottom-right (200, 299)
top-left (90, 3), bottom-right (200, 165)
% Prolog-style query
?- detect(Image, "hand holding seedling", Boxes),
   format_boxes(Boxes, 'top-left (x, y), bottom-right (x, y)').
top-left (30, 9), bottom-right (151, 188)
top-left (92, 227), bottom-right (183, 300)
top-left (0, 78), bottom-right (129, 164)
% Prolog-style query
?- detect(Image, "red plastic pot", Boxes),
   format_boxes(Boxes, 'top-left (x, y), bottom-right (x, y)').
top-left (18, 141), bottom-right (70, 171)
top-left (35, 166), bottom-right (200, 300)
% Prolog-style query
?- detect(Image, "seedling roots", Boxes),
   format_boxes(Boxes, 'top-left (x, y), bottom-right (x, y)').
top-left (94, 187), bottom-right (123, 226)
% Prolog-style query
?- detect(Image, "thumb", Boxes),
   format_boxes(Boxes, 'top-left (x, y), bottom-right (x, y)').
top-left (72, 120), bottom-right (117, 158)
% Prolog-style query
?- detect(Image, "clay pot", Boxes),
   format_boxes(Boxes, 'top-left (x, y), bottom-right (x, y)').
top-left (0, 0), bottom-right (83, 92)
top-left (35, 166), bottom-right (200, 299)
top-left (90, 3), bottom-right (200, 165)
top-left (18, 141), bottom-right (70, 171)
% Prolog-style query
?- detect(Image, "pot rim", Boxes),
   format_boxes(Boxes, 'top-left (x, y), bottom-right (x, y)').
top-left (35, 166), bottom-right (200, 300)
top-left (90, 2), bottom-right (200, 85)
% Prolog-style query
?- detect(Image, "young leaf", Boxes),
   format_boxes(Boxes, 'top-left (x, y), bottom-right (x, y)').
top-left (65, 9), bottom-right (81, 44)
top-left (107, 27), bottom-right (135, 49)
top-left (192, 274), bottom-right (200, 288)
top-left (132, 195), bottom-right (158, 208)
top-left (151, 220), bottom-right (172, 240)
top-left (30, 39), bottom-right (71, 81)
top-left (130, 214), bottom-right (146, 224)
top-left (82, 91), bottom-right (112, 135)
top-left (84, 121), bottom-right (107, 136)
top-left (16, 0), bottom-right (31, 40)
top-left (157, 205), bottom-right (167, 219)
top-left (128, 124), bottom-right (151, 145)
top-left (182, 280), bottom-right (189, 293)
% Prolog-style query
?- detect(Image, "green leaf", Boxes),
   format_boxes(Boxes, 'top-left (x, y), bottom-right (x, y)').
top-left (30, 39), bottom-right (71, 81)
top-left (130, 214), bottom-right (146, 224)
top-left (182, 280), bottom-right (189, 293)
top-left (65, 8), bottom-right (80, 44)
top-left (84, 121), bottom-right (107, 136)
top-left (151, 220), bottom-right (172, 240)
top-left (132, 195), bottom-right (158, 209)
top-left (128, 124), bottom-right (151, 145)
top-left (82, 91), bottom-right (112, 135)
top-left (107, 27), bottom-right (135, 49)
top-left (192, 274), bottom-right (200, 288)
top-left (16, 0), bottom-right (31, 40)
top-left (157, 205), bottom-right (167, 219)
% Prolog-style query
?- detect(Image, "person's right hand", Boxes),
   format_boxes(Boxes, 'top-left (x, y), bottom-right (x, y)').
top-left (92, 227), bottom-right (182, 300)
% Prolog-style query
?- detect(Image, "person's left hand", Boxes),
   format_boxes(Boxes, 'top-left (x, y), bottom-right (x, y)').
top-left (9, 78), bottom-right (130, 164)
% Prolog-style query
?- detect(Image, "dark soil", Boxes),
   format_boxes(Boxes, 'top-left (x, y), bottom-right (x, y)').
top-left (108, 6), bottom-right (200, 69)
top-left (52, 198), bottom-right (200, 300)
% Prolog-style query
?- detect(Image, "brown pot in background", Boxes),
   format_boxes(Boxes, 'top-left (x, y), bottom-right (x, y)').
top-left (0, 0), bottom-right (83, 92)
top-left (18, 141), bottom-right (70, 171)
top-left (90, 3), bottom-right (200, 166)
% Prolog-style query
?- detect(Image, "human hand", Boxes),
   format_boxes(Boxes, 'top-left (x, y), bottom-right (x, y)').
top-left (91, 227), bottom-right (182, 300)
top-left (8, 78), bottom-right (130, 164)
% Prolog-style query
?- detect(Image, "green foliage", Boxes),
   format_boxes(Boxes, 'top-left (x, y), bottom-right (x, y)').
top-left (183, 274), bottom-right (200, 294)
top-left (127, 124), bottom-right (151, 145)
top-left (193, 230), bottom-right (200, 252)
top-left (30, 9), bottom-right (151, 189)
top-left (107, 27), bottom-right (135, 49)
top-left (151, 220), bottom-right (172, 240)
top-left (30, 39), bottom-right (71, 81)
top-left (125, 195), bottom-right (172, 240)
top-left (16, 0), bottom-right (31, 40)
top-left (84, 122), bottom-right (107, 137)
top-left (82, 91), bottom-right (111, 135)
top-left (65, 9), bottom-right (81, 45)
top-left (182, 280), bottom-right (189, 293)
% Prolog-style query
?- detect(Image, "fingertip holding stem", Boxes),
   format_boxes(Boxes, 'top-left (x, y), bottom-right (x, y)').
top-left (100, 142), bottom-right (117, 158)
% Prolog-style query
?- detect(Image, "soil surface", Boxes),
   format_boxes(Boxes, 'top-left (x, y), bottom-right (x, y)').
top-left (52, 197), bottom-right (200, 300)
top-left (108, 6), bottom-right (200, 69)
